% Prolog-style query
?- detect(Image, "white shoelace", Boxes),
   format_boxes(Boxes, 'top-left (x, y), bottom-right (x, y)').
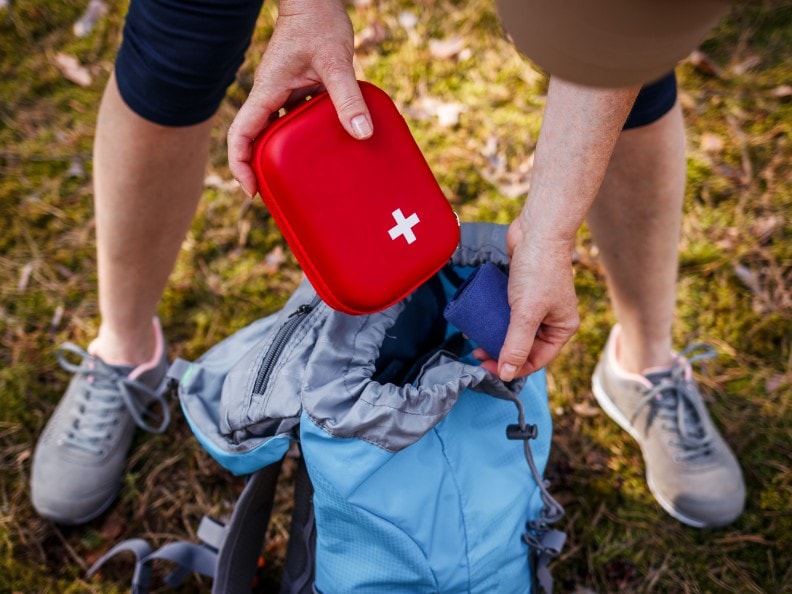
top-left (630, 344), bottom-right (717, 462)
top-left (56, 343), bottom-right (171, 456)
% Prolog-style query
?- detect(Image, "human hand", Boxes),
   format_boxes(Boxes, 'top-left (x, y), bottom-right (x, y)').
top-left (228, 0), bottom-right (373, 196)
top-left (475, 217), bottom-right (580, 381)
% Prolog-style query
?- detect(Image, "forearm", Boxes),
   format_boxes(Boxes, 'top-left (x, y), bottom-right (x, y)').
top-left (520, 77), bottom-right (640, 244)
top-left (277, 0), bottom-right (346, 22)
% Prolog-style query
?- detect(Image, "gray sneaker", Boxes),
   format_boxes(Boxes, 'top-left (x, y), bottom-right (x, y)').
top-left (31, 319), bottom-right (171, 525)
top-left (592, 325), bottom-right (745, 528)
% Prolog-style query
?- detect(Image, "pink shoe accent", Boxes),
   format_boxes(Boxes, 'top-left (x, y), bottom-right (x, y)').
top-left (610, 325), bottom-right (671, 389)
top-left (128, 318), bottom-right (165, 380)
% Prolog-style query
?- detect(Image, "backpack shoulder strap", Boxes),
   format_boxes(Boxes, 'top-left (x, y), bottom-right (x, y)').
top-left (87, 460), bottom-right (283, 594)
top-left (276, 454), bottom-right (316, 594)
top-left (212, 460), bottom-right (284, 593)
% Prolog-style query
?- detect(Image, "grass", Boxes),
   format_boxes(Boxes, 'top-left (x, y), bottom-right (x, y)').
top-left (1, 0), bottom-right (790, 592)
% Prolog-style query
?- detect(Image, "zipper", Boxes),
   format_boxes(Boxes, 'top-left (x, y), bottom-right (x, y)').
top-left (252, 296), bottom-right (322, 395)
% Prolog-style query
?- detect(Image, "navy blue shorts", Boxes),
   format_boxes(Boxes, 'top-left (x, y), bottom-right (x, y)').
top-left (115, 0), bottom-right (264, 126)
top-left (624, 71), bottom-right (677, 130)
top-left (115, 0), bottom-right (677, 128)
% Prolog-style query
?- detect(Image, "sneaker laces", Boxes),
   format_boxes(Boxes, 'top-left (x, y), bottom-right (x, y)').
top-left (630, 344), bottom-right (717, 462)
top-left (56, 343), bottom-right (171, 456)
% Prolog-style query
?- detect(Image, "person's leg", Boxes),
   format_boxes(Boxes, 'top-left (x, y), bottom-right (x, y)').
top-left (90, 73), bottom-right (212, 366)
top-left (30, 77), bottom-right (211, 523)
top-left (586, 100), bottom-right (684, 375)
top-left (31, 0), bottom-right (265, 525)
top-left (588, 74), bottom-right (744, 528)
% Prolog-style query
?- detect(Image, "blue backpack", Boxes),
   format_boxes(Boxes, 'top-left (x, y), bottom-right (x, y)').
top-left (89, 223), bottom-right (565, 593)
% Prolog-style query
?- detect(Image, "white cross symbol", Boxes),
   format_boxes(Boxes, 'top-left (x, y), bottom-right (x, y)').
top-left (388, 208), bottom-right (420, 245)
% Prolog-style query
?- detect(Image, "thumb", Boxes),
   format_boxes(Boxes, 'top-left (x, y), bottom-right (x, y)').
top-left (498, 315), bottom-right (538, 382)
top-left (318, 60), bottom-right (373, 140)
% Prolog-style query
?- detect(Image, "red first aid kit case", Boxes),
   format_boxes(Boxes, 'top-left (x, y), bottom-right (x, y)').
top-left (251, 81), bottom-right (460, 315)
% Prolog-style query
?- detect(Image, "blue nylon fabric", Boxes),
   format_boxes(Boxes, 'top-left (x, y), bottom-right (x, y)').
top-left (181, 406), bottom-right (290, 476)
top-left (302, 370), bottom-right (550, 594)
top-left (174, 224), bottom-right (558, 592)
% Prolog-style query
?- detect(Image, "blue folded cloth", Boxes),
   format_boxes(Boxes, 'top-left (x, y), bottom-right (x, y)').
top-left (443, 262), bottom-right (510, 359)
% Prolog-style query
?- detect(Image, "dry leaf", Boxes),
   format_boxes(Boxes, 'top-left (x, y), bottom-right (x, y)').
top-left (66, 156), bottom-right (84, 178)
top-left (53, 52), bottom-right (92, 87)
top-left (238, 218), bottom-right (251, 247)
top-left (405, 96), bottom-right (465, 127)
top-left (687, 50), bottom-right (724, 79)
top-left (752, 215), bottom-right (781, 242)
top-left (50, 304), bottom-right (64, 331)
top-left (731, 54), bottom-right (761, 76)
top-left (700, 132), bottom-right (724, 153)
top-left (18, 262), bottom-right (34, 292)
top-left (398, 11), bottom-right (418, 30)
top-left (428, 37), bottom-right (465, 60)
top-left (572, 401), bottom-right (600, 418)
top-left (715, 162), bottom-right (749, 186)
top-left (435, 102), bottom-right (465, 127)
top-left (73, 0), bottom-right (107, 38)
top-left (204, 173), bottom-right (238, 191)
top-left (355, 21), bottom-right (387, 51)
top-left (765, 374), bottom-right (786, 394)
top-left (263, 245), bottom-right (286, 275)
top-left (733, 264), bottom-right (762, 296)
top-left (771, 84), bottom-right (792, 99)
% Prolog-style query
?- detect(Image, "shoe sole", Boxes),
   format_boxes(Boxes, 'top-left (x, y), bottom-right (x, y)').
top-left (33, 486), bottom-right (119, 526)
top-left (591, 372), bottom-right (708, 529)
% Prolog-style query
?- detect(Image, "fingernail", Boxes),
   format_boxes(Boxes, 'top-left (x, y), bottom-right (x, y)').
top-left (351, 114), bottom-right (372, 139)
top-left (500, 363), bottom-right (517, 382)
top-left (237, 182), bottom-right (252, 198)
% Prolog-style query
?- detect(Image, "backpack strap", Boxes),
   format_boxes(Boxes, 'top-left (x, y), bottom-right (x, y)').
top-left (526, 529), bottom-right (567, 594)
top-left (86, 539), bottom-right (154, 594)
top-left (211, 460), bottom-right (284, 593)
top-left (86, 535), bottom-right (218, 593)
top-left (165, 357), bottom-right (193, 387)
top-left (278, 454), bottom-right (316, 594)
top-left (87, 460), bottom-right (283, 594)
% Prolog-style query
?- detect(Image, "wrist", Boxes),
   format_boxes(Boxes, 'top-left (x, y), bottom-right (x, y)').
top-left (279, 0), bottom-right (344, 14)
top-left (516, 207), bottom-right (578, 248)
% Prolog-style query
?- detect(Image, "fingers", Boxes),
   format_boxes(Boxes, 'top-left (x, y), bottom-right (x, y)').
top-left (497, 313), bottom-right (540, 382)
top-left (227, 73), bottom-right (293, 196)
top-left (227, 1), bottom-right (370, 196)
top-left (315, 56), bottom-right (373, 139)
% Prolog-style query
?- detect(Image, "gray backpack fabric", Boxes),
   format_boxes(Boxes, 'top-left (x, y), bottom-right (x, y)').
top-left (89, 223), bottom-right (565, 593)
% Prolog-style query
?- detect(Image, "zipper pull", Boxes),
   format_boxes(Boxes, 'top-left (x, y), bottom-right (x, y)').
top-left (288, 303), bottom-right (313, 318)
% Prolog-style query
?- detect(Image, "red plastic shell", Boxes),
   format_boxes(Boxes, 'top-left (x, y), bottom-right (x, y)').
top-left (251, 81), bottom-right (460, 315)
